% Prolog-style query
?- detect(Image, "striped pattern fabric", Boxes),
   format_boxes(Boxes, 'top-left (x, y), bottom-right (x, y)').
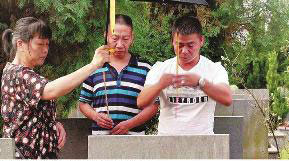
top-left (79, 56), bottom-right (151, 135)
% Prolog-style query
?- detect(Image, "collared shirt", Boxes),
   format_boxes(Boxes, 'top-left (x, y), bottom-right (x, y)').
top-left (79, 56), bottom-right (151, 135)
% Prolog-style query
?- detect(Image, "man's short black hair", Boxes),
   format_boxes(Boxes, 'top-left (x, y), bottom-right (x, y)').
top-left (172, 16), bottom-right (202, 36)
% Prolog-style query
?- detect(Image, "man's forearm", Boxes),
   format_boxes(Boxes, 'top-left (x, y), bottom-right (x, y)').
top-left (79, 102), bottom-right (97, 121)
top-left (137, 83), bottom-right (163, 109)
top-left (202, 81), bottom-right (232, 106)
top-left (126, 104), bottom-right (159, 130)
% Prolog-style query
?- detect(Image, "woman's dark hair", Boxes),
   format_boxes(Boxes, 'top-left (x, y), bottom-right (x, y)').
top-left (107, 14), bottom-right (133, 32)
top-left (2, 17), bottom-right (52, 60)
top-left (115, 14), bottom-right (133, 30)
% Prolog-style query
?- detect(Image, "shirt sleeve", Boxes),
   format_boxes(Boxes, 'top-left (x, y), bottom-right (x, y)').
top-left (144, 61), bottom-right (165, 105)
top-left (79, 75), bottom-right (94, 105)
top-left (212, 62), bottom-right (229, 85)
top-left (22, 68), bottom-right (48, 108)
top-left (144, 61), bottom-right (163, 86)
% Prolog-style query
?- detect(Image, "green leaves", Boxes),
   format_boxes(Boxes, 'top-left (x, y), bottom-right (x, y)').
top-left (267, 51), bottom-right (279, 92)
top-left (266, 51), bottom-right (289, 123)
top-left (18, 0), bottom-right (94, 44)
top-left (8, 0), bottom-right (288, 122)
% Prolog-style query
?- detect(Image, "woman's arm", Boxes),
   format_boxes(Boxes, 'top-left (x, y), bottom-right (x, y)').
top-left (41, 46), bottom-right (110, 100)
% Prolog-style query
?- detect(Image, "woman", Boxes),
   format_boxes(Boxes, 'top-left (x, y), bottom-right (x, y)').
top-left (1, 17), bottom-right (110, 159)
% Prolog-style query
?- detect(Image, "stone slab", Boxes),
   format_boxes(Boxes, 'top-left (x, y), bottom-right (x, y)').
top-left (88, 135), bottom-right (229, 159)
top-left (214, 116), bottom-right (243, 159)
top-left (268, 130), bottom-right (288, 150)
top-left (58, 117), bottom-right (242, 159)
top-left (58, 118), bottom-right (92, 159)
top-left (215, 89), bottom-right (269, 159)
top-left (0, 138), bottom-right (15, 159)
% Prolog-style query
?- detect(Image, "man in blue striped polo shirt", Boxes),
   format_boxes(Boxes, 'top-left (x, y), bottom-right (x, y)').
top-left (79, 14), bottom-right (158, 135)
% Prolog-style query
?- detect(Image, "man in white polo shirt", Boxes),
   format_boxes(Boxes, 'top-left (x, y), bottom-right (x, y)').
top-left (137, 15), bottom-right (232, 135)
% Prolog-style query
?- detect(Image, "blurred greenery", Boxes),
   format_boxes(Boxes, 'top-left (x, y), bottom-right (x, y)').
top-left (0, 0), bottom-right (288, 134)
top-left (280, 147), bottom-right (289, 159)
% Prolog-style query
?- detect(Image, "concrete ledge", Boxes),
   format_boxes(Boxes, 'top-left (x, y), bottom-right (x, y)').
top-left (268, 143), bottom-right (279, 159)
top-left (214, 116), bottom-right (243, 159)
top-left (58, 118), bottom-right (92, 159)
top-left (58, 116), bottom-right (243, 159)
top-left (68, 89), bottom-right (268, 159)
top-left (88, 135), bottom-right (229, 159)
top-left (231, 89), bottom-right (269, 100)
top-left (215, 89), bottom-right (269, 159)
top-left (269, 130), bottom-right (288, 150)
top-left (0, 138), bottom-right (15, 159)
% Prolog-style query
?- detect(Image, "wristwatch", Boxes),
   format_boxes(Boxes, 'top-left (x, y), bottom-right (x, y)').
top-left (198, 77), bottom-right (206, 89)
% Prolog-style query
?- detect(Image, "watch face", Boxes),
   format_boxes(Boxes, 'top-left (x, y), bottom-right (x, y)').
top-left (199, 77), bottom-right (205, 88)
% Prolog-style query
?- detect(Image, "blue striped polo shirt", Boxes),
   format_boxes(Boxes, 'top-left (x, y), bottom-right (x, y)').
top-left (79, 56), bottom-right (151, 135)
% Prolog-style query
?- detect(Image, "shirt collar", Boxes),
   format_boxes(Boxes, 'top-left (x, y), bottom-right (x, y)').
top-left (103, 55), bottom-right (138, 68)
